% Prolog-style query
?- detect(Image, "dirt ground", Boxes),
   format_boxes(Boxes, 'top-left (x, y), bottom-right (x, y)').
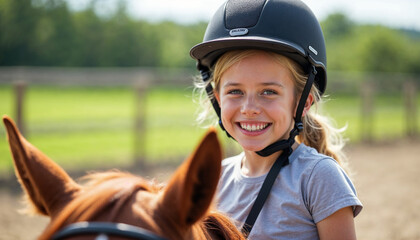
top-left (0, 139), bottom-right (419, 240)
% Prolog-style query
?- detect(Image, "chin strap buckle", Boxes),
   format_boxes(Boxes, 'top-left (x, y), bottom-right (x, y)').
top-left (295, 122), bottom-right (304, 132)
top-left (289, 121), bottom-right (303, 139)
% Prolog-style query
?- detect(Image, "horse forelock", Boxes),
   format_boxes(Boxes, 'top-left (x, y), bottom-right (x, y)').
top-left (39, 170), bottom-right (161, 239)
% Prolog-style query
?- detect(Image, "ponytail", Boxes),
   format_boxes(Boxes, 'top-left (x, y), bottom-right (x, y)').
top-left (297, 110), bottom-right (347, 166)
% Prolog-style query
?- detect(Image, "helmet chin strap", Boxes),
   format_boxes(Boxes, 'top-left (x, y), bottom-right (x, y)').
top-left (199, 64), bottom-right (317, 157)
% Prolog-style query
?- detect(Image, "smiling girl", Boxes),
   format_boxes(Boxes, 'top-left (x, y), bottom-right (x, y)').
top-left (190, 0), bottom-right (362, 239)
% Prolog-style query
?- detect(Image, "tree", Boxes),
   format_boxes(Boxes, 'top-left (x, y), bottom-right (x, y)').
top-left (357, 26), bottom-right (411, 73)
top-left (0, 0), bottom-right (39, 65)
top-left (32, 0), bottom-right (77, 66)
top-left (72, 6), bottom-right (106, 66)
top-left (322, 13), bottom-right (354, 40)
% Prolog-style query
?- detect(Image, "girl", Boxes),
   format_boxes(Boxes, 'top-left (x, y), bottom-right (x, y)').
top-left (190, 0), bottom-right (362, 239)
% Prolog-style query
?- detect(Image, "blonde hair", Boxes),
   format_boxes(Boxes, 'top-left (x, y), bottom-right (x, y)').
top-left (193, 50), bottom-right (347, 166)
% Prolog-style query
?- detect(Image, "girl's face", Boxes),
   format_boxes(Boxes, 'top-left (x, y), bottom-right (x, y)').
top-left (214, 51), bottom-right (297, 152)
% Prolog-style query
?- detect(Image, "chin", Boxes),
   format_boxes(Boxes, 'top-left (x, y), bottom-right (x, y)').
top-left (239, 141), bottom-right (269, 153)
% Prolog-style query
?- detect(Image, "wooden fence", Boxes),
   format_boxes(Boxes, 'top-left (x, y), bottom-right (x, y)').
top-left (326, 71), bottom-right (419, 142)
top-left (0, 66), bottom-right (195, 167)
top-left (0, 67), bottom-right (419, 166)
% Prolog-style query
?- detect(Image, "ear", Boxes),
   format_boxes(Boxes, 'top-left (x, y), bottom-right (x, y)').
top-left (214, 90), bottom-right (221, 105)
top-left (301, 93), bottom-right (314, 117)
top-left (2, 115), bottom-right (80, 218)
top-left (160, 128), bottom-right (222, 227)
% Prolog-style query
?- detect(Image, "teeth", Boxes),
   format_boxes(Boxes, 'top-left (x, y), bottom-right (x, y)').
top-left (240, 123), bottom-right (268, 132)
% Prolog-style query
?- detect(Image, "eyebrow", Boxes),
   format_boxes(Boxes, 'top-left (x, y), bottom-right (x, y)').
top-left (222, 82), bottom-right (241, 88)
top-left (261, 82), bottom-right (285, 88)
top-left (222, 81), bottom-right (285, 88)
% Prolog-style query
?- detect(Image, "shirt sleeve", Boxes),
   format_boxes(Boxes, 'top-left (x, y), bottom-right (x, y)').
top-left (305, 158), bottom-right (363, 223)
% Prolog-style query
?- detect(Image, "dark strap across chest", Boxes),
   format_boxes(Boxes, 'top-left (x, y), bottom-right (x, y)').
top-left (241, 150), bottom-right (290, 238)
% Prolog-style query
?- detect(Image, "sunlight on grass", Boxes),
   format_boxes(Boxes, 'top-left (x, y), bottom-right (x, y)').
top-left (0, 85), bottom-right (206, 172)
top-left (0, 85), bottom-right (418, 173)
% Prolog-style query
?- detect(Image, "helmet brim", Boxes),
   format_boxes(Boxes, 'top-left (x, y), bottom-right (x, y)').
top-left (191, 36), bottom-right (306, 67)
top-left (190, 36), bottom-right (326, 94)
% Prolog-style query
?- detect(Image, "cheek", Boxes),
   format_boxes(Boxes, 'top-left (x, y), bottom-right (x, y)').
top-left (286, 92), bottom-right (298, 117)
top-left (219, 93), bottom-right (233, 109)
top-left (219, 98), bottom-right (239, 126)
top-left (220, 100), bottom-right (235, 118)
top-left (268, 99), bottom-right (296, 122)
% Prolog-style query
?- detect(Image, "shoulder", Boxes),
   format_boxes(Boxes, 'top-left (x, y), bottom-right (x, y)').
top-left (292, 144), bottom-right (332, 163)
top-left (299, 145), bottom-right (347, 182)
top-left (291, 144), bottom-right (342, 171)
top-left (291, 144), bottom-right (351, 189)
top-left (292, 145), bottom-right (362, 222)
top-left (289, 144), bottom-right (340, 177)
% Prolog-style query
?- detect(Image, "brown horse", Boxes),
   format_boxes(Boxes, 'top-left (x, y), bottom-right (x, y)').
top-left (3, 116), bottom-right (244, 240)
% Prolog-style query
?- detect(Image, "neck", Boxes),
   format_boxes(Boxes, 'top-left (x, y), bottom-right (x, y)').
top-left (241, 142), bottom-right (298, 177)
top-left (241, 150), bottom-right (279, 177)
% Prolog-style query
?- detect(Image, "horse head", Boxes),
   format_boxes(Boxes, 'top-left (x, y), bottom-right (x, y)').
top-left (2, 116), bottom-right (243, 240)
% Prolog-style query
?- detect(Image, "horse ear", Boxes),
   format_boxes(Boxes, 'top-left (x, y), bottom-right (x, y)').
top-left (160, 128), bottom-right (222, 227)
top-left (2, 115), bottom-right (80, 218)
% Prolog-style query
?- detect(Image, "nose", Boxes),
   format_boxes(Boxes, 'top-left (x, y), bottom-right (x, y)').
top-left (240, 95), bottom-right (261, 116)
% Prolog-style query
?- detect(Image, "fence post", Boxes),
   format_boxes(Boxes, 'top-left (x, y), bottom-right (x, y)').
top-left (14, 81), bottom-right (27, 137)
top-left (360, 81), bottom-right (374, 142)
top-left (133, 81), bottom-right (148, 167)
top-left (403, 81), bottom-right (418, 137)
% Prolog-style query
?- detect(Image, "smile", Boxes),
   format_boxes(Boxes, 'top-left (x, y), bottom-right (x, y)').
top-left (239, 122), bottom-right (270, 132)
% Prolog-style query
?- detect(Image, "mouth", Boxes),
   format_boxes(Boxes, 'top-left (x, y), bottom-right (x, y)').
top-left (238, 122), bottom-right (271, 132)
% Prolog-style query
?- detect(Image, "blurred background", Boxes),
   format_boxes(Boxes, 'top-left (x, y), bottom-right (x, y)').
top-left (0, 0), bottom-right (419, 239)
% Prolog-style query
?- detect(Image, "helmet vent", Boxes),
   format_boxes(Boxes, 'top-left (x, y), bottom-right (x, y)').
top-left (225, 0), bottom-right (266, 29)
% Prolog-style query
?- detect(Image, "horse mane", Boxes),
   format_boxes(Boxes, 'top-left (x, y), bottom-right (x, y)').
top-left (39, 171), bottom-right (243, 240)
top-left (203, 212), bottom-right (244, 240)
top-left (39, 170), bottom-right (160, 239)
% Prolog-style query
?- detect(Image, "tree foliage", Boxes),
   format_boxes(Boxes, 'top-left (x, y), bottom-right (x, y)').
top-left (321, 13), bottom-right (420, 74)
top-left (0, 0), bottom-right (206, 68)
top-left (0, 0), bottom-right (419, 73)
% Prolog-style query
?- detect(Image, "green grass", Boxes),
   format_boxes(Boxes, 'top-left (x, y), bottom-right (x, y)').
top-left (0, 85), bottom-right (208, 173)
top-left (322, 93), bottom-right (415, 141)
top-left (0, 85), bottom-right (418, 173)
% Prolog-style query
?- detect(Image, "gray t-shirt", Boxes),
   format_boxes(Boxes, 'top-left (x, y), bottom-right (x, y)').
top-left (216, 144), bottom-right (362, 240)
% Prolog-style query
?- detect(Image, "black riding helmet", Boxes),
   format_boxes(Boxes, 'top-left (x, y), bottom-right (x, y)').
top-left (190, 0), bottom-right (327, 157)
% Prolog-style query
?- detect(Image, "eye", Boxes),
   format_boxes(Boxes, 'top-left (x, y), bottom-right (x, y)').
top-left (227, 89), bottom-right (243, 95)
top-left (261, 89), bottom-right (278, 95)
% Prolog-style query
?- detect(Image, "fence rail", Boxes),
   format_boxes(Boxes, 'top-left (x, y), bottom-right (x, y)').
top-left (0, 66), bottom-right (195, 86)
top-left (0, 67), bottom-right (419, 167)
